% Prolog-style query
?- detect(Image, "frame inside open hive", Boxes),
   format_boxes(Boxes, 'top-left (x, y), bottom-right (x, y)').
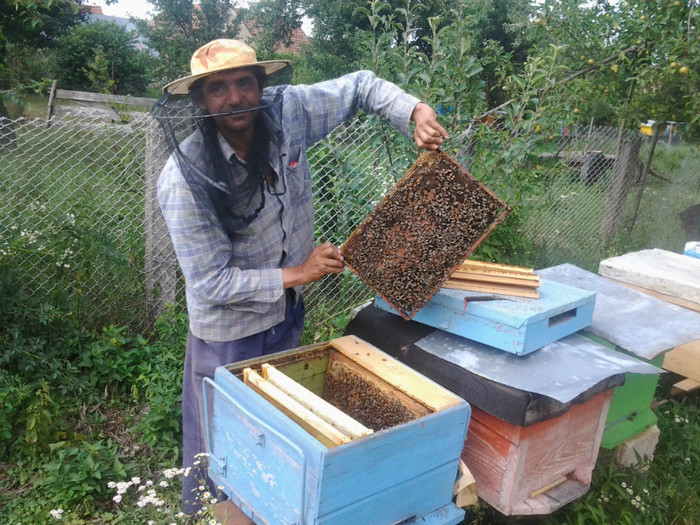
top-left (341, 150), bottom-right (511, 319)
top-left (228, 336), bottom-right (462, 448)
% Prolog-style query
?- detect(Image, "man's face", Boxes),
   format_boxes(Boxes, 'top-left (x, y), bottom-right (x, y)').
top-left (200, 68), bottom-right (262, 136)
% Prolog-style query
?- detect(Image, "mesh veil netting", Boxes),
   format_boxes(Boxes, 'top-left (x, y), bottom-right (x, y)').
top-left (150, 85), bottom-right (286, 235)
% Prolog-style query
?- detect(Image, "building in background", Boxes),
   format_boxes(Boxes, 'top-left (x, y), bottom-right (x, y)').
top-left (82, 5), bottom-right (308, 55)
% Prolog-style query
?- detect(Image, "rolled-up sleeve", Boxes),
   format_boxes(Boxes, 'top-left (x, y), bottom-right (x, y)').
top-left (290, 71), bottom-right (421, 146)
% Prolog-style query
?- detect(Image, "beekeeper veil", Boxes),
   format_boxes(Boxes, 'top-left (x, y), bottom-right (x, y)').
top-left (149, 39), bottom-right (291, 234)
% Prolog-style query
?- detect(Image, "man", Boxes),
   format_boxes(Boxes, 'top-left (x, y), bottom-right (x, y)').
top-left (157, 39), bottom-right (448, 523)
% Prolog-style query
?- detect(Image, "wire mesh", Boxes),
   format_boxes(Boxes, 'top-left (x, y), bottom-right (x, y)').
top-left (0, 110), bottom-right (694, 332)
top-left (523, 124), bottom-right (647, 269)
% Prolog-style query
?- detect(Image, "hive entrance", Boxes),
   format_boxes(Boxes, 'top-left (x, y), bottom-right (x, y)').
top-left (341, 150), bottom-right (510, 319)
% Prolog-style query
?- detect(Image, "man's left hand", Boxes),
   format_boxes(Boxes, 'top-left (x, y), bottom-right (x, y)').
top-left (411, 102), bottom-right (448, 151)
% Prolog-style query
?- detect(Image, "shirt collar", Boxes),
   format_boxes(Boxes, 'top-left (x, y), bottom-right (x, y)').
top-left (216, 130), bottom-right (243, 165)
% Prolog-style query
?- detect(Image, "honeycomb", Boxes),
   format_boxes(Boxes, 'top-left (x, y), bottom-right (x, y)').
top-left (323, 358), bottom-right (417, 431)
top-left (341, 150), bottom-right (510, 319)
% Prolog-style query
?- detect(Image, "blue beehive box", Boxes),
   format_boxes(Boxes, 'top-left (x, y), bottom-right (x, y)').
top-left (375, 278), bottom-right (596, 355)
top-left (203, 336), bottom-right (471, 525)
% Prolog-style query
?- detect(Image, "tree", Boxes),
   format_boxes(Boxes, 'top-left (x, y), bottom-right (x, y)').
top-left (54, 21), bottom-right (149, 94)
top-left (0, 0), bottom-right (83, 89)
top-left (0, 0), bottom-right (83, 137)
top-left (245, 0), bottom-right (304, 60)
top-left (135, 0), bottom-right (243, 87)
top-left (300, 0), bottom-right (372, 76)
top-left (0, 0), bottom-right (83, 54)
top-left (529, 0), bottom-right (699, 135)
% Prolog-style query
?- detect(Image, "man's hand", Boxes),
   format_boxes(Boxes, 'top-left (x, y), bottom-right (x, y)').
top-left (282, 242), bottom-right (344, 288)
top-left (411, 102), bottom-right (448, 150)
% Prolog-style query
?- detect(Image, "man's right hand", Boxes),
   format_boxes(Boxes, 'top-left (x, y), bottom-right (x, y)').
top-left (282, 242), bottom-right (344, 288)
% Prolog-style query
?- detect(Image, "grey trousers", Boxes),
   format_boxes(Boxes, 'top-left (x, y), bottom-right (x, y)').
top-left (181, 291), bottom-right (304, 517)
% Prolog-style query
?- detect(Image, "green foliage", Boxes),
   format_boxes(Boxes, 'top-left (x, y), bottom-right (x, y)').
top-left (0, 282), bottom-right (188, 522)
top-left (531, 0), bottom-right (700, 135)
top-left (0, 0), bottom-right (82, 57)
top-left (0, 42), bottom-right (55, 96)
top-left (471, 211), bottom-right (536, 267)
top-left (0, 219), bottom-right (186, 459)
top-left (84, 45), bottom-right (116, 94)
top-left (137, 0), bottom-right (244, 87)
top-left (301, 303), bottom-right (353, 345)
top-left (0, 373), bottom-right (30, 445)
top-left (132, 306), bottom-right (188, 454)
top-left (355, 0), bottom-right (399, 80)
top-left (37, 439), bottom-right (128, 506)
top-left (459, 0), bottom-right (534, 109)
top-left (430, 0), bottom-right (486, 125)
top-left (54, 20), bottom-right (149, 95)
top-left (301, 0), bottom-right (370, 74)
top-left (246, 0), bottom-right (304, 60)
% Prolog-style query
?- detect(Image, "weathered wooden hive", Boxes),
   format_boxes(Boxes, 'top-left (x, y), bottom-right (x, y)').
top-left (204, 336), bottom-right (471, 525)
top-left (341, 150), bottom-right (510, 320)
top-left (344, 305), bottom-right (631, 516)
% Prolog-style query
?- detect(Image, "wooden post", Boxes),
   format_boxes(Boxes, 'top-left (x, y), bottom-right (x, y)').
top-left (599, 131), bottom-right (642, 245)
top-left (45, 80), bottom-right (58, 128)
top-left (599, 81), bottom-right (639, 246)
top-left (144, 116), bottom-right (179, 319)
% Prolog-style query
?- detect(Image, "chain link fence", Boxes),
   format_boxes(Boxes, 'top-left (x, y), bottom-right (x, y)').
top-left (517, 124), bottom-right (698, 270)
top-left (1, 109), bottom-right (696, 332)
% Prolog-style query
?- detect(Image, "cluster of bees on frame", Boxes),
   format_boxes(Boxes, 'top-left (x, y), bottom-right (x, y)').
top-left (341, 151), bottom-right (508, 317)
top-left (324, 362), bottom-right (416, 431)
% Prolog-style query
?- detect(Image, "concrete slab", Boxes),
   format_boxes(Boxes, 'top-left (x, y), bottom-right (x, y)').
top-left (598, 248), bottom-right (700, 306)
top-left (613, 425), bottom-right (661, 469)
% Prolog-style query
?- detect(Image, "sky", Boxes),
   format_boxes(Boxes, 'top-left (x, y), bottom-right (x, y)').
top-left (90, 0), bottom-right (155, 19)
top-left (89, 1), bottom-right (313, 34)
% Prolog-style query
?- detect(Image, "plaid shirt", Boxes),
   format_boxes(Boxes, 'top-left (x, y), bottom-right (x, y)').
top-left (158, 70), bottom-right (420, 341)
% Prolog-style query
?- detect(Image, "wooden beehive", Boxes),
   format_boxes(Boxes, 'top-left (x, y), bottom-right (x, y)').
top-left (341, 150), bottom-right (510, 319)
top-left (538, 264), bottom-right (699, 446)
top-left (344, 305), bottom-right (630, 516)
top-left (463, 392), bottom-right (613, 515)
top-left (204, 336), bottom-right (471, 525)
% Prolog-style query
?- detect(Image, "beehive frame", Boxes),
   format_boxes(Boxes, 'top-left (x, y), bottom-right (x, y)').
top-left (341, 150), bottom-right (511, 319)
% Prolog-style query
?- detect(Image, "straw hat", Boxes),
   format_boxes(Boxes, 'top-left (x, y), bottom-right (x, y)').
top-left (163, 39), bottom-right (290, 95)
